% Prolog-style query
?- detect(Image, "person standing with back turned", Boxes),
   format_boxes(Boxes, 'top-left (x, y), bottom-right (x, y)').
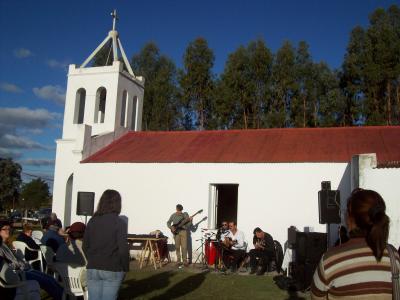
top-left (83, 190), bottom-right (129, 300)
top-left (311, 188), bottom-right (400, 299)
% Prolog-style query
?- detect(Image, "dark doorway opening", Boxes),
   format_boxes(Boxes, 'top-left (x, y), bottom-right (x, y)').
top-left (216, 184), bottom-right (238, 227)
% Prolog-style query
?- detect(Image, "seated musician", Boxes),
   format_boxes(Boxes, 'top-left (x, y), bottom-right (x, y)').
top-left (166, 204), bottom-right (192, 267)
top-left (216, 221), bottom-right (229, 241)
top-left (222, 221), bottom-right (246, 272)
top-left (249, 227), bottom-right (275, 275)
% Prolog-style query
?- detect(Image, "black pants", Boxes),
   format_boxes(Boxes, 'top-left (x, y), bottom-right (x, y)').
top-left (223, 249), bottom-right (246, 270)
top-left (249, 249), bottom-right (274, 270)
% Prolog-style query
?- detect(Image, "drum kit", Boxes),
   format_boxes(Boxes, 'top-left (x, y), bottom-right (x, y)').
top-left (194, 228), bottom-right (228, 271)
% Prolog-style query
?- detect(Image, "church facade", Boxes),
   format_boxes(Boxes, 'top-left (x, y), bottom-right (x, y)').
top-left (52, 18), bottom-right (400, 261)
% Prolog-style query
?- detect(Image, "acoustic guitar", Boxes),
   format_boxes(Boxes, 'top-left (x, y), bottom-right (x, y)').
top-left (171, 209), bottom-right (203, 235)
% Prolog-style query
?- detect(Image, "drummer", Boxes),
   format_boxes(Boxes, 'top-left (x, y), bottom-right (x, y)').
top-left (216, 221), bottom-right (229, 241)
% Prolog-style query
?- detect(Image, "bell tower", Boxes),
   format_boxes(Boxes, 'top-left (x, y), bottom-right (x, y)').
top-left (62, 10), bottom-right (145, 138)
top-left (53, 11), bottom-right (145, 226)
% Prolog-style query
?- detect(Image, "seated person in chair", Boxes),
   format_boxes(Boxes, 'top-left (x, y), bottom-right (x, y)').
top-left (56, 222), bottom-right (87, 291)
top-left (16, 223), bottom-right (41, 270)
top-left (216, 221), bottom-right (229, 241)
top-left (0, 220), bottom-right (63, 300)
top-left (41, 224), bottom-right (65, 253)
top-left (222, 221), bottom-right (246, 272)
top-left (249, 227), bottom-right (275, 275)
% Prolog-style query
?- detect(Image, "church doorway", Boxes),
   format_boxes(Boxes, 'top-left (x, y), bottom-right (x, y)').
top-left (209, 184), bottom-right (238, 229)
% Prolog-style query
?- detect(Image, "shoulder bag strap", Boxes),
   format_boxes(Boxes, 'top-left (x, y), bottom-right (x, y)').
top-left (387, 244), bottom-right (400, 300)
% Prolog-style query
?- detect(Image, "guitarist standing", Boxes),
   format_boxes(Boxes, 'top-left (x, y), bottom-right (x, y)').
top-left (166, 204), bottom-right (193, 267)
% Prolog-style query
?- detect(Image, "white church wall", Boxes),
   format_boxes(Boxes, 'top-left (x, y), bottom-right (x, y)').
top-left (362, 167), bottom-right (400, 248)
top-left (64, 162), bottom-right (350, 260)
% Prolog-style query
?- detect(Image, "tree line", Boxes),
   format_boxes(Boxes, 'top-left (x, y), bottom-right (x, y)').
top-left (0, 158), bottom-right (51, 211)
top-left (98, 5), bottom-right (399, 131)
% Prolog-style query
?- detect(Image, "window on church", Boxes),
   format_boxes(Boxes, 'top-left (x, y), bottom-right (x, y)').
top-left (74, 88), bottom-right (86, 124)
top-left (130, 96), bottom-right (138, 130)
top-left (94, 87), bottom-right (107, 123)
top-left (120, 90), bottom-right (127, 127)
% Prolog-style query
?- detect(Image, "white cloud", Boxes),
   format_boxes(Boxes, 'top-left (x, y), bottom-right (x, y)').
top-left (0, 147), bottom-right (22, 159)
top-left (0, 107), bottom-right (60, 155)
top-left (0, 82), bottom-right (23, 93)
top-left (0, 107), bottom-right (61, 129)
top-left (19, 158), bottom-right (55, 166)
top-left (33, 85), bottom-right (66, 104)
top-left (46, 59), bottom-right (69, 69)
top-left (14, 48), bottom-right (33, 58)
top-left (0, 134), bottom-right (51, 150)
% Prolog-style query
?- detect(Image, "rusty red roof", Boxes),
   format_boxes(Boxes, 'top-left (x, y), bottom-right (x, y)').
top-left (81, 126), bottom-right (400, 164)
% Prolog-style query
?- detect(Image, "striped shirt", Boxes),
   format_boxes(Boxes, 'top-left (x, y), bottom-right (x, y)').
top-left (311, 237), bottom-right (400, 299)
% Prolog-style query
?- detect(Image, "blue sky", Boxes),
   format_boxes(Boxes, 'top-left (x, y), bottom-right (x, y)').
top-left (0, 0), bottom-right (398, 189)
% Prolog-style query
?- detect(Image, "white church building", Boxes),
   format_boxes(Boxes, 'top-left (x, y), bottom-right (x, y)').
top-left (53, 14), bottom-right (400, 261)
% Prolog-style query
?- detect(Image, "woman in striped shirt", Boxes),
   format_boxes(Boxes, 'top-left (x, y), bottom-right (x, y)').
top-left (311, 188), bottom-right (400, 299)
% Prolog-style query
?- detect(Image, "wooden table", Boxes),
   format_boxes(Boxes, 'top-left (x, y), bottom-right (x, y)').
top-left (127, 235), bottom-right (170, 270)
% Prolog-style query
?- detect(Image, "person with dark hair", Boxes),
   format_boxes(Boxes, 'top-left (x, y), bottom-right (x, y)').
top-left (222, 221), bottom-right (246, 273)
top-left (41, 224), bottom-right (65, 252)
top-left (0, 220), bottom-right (63, 300)
top-left (16, 223), bottom-right (41, 270)
top-left (334, 225), bottom-right (349, 247)
top-left (248, 227), bottom-right (275, 275)
top-left (83, 189), bottom-right (129, 300)
top-left (166, 204), bottom-right (193, 267)
top-left (49, 213), bottom-right (62, 229)
top-left (311, 188), bottom-right (400, 299)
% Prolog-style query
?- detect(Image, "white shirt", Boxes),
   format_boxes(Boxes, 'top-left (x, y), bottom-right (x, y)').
top-left (219, 229), bottom-right (230, 241)
top-left (227, 230), bottom-right (246, 250)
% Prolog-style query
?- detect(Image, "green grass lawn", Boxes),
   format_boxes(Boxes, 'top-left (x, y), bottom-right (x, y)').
top-left (118, 268), bottom-right (308, 300)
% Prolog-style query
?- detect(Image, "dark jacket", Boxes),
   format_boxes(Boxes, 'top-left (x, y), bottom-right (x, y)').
top-left (83, 213), bottom-right (129, 272)
top-left (253, 232), bottom-right (275, 254)
top-left (41, 229), bottom-right (65, 252)
top-left (16, 232), bottom-right (40, 261)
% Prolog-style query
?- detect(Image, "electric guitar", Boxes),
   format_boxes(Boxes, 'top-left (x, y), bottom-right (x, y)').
top-left (171, 209), bottom-right (203, 235)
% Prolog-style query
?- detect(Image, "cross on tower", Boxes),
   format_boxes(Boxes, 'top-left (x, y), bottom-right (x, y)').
top-left (111, 9), bottom-right (118, 31)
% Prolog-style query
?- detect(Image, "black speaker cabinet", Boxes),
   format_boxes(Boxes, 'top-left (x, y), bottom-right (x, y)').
top-left (288, 226), bottom-right (297, 248)
top-left (296, 232), bottom-right (327, 264)
top-left (77, 192), bottom-right (95, 216)
top-left (318, 189), bottom-right (341, 224)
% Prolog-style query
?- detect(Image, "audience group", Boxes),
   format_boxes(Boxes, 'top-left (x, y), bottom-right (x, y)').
top-left (0, 189), bottom-right (128, 300)
top-left (0, 212), bottom-right (89, 300)
top-left (1, 188), bottom-right (399, 299)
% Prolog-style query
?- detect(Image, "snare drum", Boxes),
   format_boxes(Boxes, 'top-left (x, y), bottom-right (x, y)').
top-left (205, 240), bottom-right (218, 265)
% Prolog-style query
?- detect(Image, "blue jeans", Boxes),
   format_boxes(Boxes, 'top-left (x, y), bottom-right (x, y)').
top-left (25, 269), bottom-right (63, 300)
top-left (87, 269), bottom-right (125, 300)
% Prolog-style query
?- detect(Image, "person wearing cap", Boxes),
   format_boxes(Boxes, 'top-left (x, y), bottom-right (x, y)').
top-left (0, 220), bottom-right (63, 299)
top-left (56, 222), bottom-right (87, 265)
top-left (166, 204), bottom-right (193, 267)
top-left (249, 227), bottom-right (275, 275)
top-left (56, 222), bottom-right (87, 291)
top-left (41, 223), bottom-right (66, 252)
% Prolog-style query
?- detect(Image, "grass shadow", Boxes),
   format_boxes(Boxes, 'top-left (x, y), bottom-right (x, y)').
top-left (150, 272), bottom-right (206, 300)
top-left (118, 271), bottom-right (174, 299)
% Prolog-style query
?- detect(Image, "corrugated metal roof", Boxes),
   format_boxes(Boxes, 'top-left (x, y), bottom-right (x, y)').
top-left (81, 126), bottom-right (400, 164)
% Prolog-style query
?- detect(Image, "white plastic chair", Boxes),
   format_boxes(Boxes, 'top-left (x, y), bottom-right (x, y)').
top-left (12, 241), bottom-right (44, 272)
top-left (31, 230), bottom-right (43, 245)
top-left (54, 263), bottom-right (88, 300)
top-left (40, 245), bottom-right (56, 275)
